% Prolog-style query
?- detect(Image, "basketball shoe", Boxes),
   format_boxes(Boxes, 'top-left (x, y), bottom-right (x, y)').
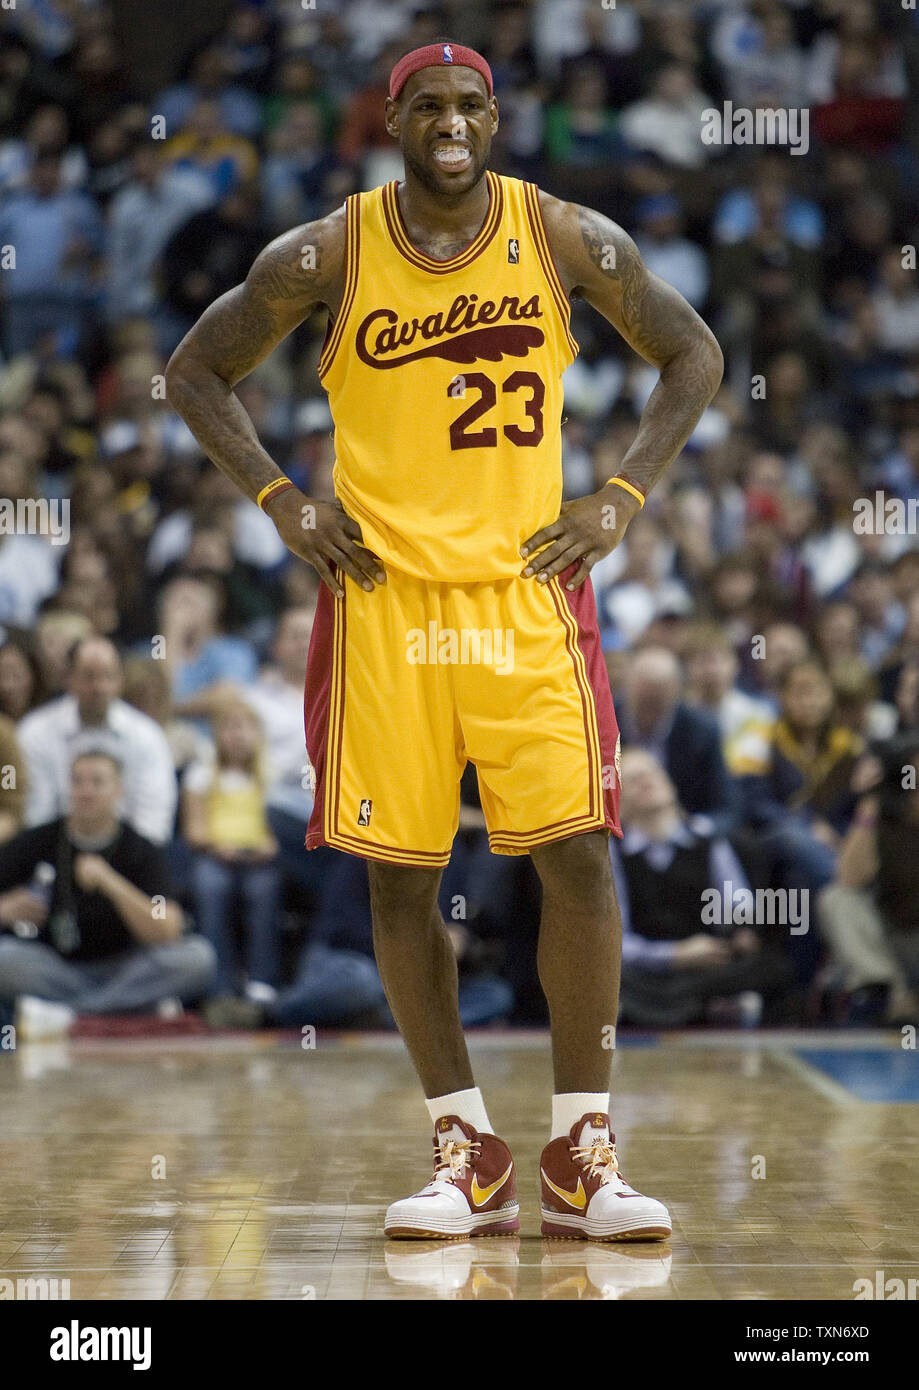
top-left (540, 1113), bottom-right (671, 1241)
top-left (384, 1116), bottom-right (519, 1239)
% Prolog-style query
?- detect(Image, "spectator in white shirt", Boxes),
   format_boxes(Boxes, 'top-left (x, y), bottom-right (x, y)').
top-left (591, 512), bottom-right (692, 643)
top-left (105, 138), bottom-right (214, 324)
top-left (711, 2), bottom-right (808, 108)
top-left (240, 605), bottom-right (315, 814)
top-left (0, 532), bottom-right (60, 628)
top-left (620, 64), bottom-right (713, 170)
top-left (17, 636), bottom-right (177, 844)
top-left (871, 246), bottom-right (919, 357)
top-left (533, 0), bottom-right (641, 77)
top-left (633, 194), bottom-right (710, 310)
top-left (0, 451), bottom-right (61, 627)
top-left (145, 466), bottom-right (287, 576)
top-left (0, 103), bottom-right (88, 195)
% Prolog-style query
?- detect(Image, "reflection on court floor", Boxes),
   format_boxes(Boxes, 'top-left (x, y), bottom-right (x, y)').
top-left (0, 1031), bottom-right (916, 1300)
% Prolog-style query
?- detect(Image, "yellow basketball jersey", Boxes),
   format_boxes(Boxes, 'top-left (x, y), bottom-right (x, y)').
top-left (319, 172), bottom-right (579, 582)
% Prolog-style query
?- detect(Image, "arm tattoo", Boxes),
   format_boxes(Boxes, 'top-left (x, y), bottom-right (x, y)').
top-left (257, 241), bottom-right (319, 303)
top-left (576, 205), bottom-right (723, 495)
top-left (188, 233), bottom-right (327, 387)
top-left (190, 287), bottom-right (281, 391)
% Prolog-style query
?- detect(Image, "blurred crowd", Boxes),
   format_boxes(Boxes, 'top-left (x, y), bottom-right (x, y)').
top-left (1, 0), bottom-right (919, 1036)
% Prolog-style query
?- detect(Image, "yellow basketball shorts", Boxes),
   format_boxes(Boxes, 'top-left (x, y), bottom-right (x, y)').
top-left (304, 563), bottom-right (621, 867)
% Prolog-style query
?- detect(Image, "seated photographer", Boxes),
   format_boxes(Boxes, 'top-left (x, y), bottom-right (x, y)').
top-left (0, 745), bottom-right (216, 1037)
top-left (613, 748), bottom-right (797, 1028)
top-left (817, 735), bottom-right (919, 1026)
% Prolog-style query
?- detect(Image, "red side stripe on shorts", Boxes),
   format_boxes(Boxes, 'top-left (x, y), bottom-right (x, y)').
top-left (557, 571), bottom-right (622, 839)
top-left (304, 581), bottom-right (336, 850)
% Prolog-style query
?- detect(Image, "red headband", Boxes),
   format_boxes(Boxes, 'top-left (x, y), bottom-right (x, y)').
top-left (389, 42), bottom-right (494, 100)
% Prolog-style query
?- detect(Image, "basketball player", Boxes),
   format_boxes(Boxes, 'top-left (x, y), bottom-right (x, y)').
top-left (166, 41), bottom-right (723, 1242)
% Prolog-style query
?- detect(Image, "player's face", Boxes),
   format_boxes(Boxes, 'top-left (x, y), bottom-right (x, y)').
top-left (388, 69), bottom-right (497, 196)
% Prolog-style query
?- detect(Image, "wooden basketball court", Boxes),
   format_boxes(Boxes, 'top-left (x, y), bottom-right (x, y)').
top-left (1, 1030), bottom-right (917, 1300)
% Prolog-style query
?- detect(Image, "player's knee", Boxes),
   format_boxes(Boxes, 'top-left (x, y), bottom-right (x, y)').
top-left (367, 861), bottom-right (442, 923)
top-left (531, 830), bottom-right (611, 896)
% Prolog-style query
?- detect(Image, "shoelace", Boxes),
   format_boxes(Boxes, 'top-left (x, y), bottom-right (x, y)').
top-left (569, 1138), bottom-right (623, 1186)
top-left (433, 1138), bottom-right (481, 1183)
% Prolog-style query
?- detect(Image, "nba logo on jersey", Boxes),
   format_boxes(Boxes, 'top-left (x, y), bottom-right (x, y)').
top-left (358, 798), bottom-right (373, 826)
top-left (508, 238), bottom-right (520, 264)
top-left (442, 44), bottom-right (454, 63)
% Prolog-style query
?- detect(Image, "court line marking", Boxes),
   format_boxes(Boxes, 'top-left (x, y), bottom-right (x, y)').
top-left (331, 1029), bottom-right (903, 1053)
top-left (769, 1048), bottom-right (861, 1106)
top-left (31, 1028), bottom-right (903, 1055)
top-left (27, 1259), bottom-right (919, 1272)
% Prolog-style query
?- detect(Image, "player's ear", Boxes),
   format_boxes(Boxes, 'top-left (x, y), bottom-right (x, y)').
top-left (489, 96), bottom-right (499, 135)
top-left (384, 97), bottom-right (400, 141)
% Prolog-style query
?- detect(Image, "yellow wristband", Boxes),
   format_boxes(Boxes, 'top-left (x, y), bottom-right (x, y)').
top-left (256, 476), bottom-right (294, 511)
top-left (605, 476), bottom-right (646, 508)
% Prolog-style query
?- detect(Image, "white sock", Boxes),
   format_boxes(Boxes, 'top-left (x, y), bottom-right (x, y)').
top-left (551, 1092), bottom-right (610, 1141)
top-left (426, 1086), bottom-right (493, 1137)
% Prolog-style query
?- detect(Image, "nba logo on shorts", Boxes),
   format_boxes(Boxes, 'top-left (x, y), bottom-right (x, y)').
top-left (442, 44), bottom-right (454, 63)
top-left (508, 238), bottom-right (520, 264)
top-left (358, 798), bottom-right (373, 826)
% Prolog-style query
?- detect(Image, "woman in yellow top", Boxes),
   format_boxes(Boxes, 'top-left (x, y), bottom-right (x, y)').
top-left (735, 658), bottom-right (866, 985)
top-left (748, 659), bottom-right (864, 844)
top-left (182, 700), bottom-right (280, 1003)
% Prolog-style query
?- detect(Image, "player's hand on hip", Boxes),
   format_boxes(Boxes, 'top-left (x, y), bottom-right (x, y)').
top-left (265, 489), bottom-right (385, 598)
top-left (520, 486), bottom-right (642, 591)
